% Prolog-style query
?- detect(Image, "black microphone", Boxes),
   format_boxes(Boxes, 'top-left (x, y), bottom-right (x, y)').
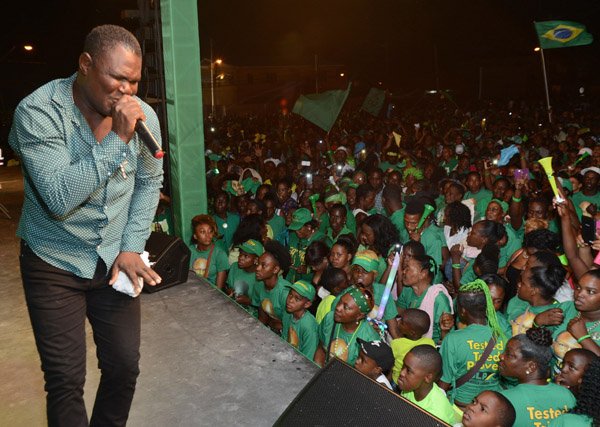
top-left (135, 120), bottom-right (164, 159)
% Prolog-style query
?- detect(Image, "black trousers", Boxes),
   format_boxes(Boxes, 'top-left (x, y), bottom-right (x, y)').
top-left (20, 241), bottom-right (141, 427)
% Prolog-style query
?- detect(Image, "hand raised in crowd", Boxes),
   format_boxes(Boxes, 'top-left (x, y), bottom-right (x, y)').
top-left (534, 308), bottom-right (564, 327)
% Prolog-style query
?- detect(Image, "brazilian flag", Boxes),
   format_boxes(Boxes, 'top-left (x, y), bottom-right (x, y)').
top-left (534, 21), bottom-right (593, 49)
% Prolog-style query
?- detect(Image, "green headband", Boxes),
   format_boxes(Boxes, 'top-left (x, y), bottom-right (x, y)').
top-left (489, 198), bottom-right (509, 213)
top-left (346, 286), bottom-right (372, 315)
top-left (459, 279), bottom-right (505, 340)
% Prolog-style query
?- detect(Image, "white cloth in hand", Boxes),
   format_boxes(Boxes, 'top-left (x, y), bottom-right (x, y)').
top-left (112, 251), bottom-right (151, 297)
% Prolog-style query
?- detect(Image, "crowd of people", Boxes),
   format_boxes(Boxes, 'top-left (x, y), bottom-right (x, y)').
top-left (163, 99), bottom-right (600, 427)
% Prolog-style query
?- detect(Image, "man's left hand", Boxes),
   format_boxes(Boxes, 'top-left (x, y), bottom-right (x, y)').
top-left (109, 251), bottom-right (162, 288)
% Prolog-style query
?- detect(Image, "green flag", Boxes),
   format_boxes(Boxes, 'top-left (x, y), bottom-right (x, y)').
top-left (534, 21), bottom-right (593, 49)
top-left (360, 87), bottom-right (386, 117)
top-left (292, 84), bottom-right (351, 132)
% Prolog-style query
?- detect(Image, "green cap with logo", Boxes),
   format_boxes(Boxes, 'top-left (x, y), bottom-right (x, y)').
top-left (285, 280), bottom-right (316, 300)
top-left (351, 250), bottom-right (379, 273)
top-left (288, 208), bottom-right (313, 231)
top-left (238, 239), bottom-right (264, 256)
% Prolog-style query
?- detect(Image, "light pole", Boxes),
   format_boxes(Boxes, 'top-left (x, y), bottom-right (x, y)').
top-left (210, 58), bottom-right (222, 118)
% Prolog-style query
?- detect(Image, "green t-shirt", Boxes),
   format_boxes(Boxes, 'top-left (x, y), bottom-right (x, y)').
top-left (318, 311), bottom-right (380, 366)
top-left (189, 244), bottom-right (229, 285)
top-left (506, 297), bottom-right (578, 339)
top-left (397, 285), bottom-right (452, 343)
top-left (268, 214), bottom-right (286, 244)
top-left (213, 212), bottom-right (240, 250)
top-left (441, 157), bottom-right (458, 175)
top-left (389, 207), bottom-right (407, 243)
top-left (345, 205), bottom-right (357, 235)
top-left (465, 188), bottom-right (493, 222)
top-left (549, 414), bottom-right (592, 427)
top-left (459, 257), bottom-right (477, 285)
top-left (571, 190), bottom-right (600, 211)
top-left (326, 224), bottom-right (354, 244)
top-left (226, 263), bottom-right (259, 301)
top-left (318, 212), bottom-right (330, 235)
top-left (500, 383), bottom-right (575, 427)
top-left (401, 383), bottom-right (460, 425)
top-left (500, 223), bottom-right (522, 268)
top-left (440, 324), bottom-right (507, 405)
top-left (497, 311), bottom-right (513, 339)
top-left (252, 276), bottom-right (290, 321)
top-left (420, 224), bottom-right (445, 283)
top-left (390, 336), bottom-right (436, 383)
top-left (282, 311), bottom-right (319, 360)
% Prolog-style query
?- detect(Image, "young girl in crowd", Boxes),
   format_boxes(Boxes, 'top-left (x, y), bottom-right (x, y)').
top-left (190, 214), bottom-right (229, 289)
top-left (358, 214), bottom-right (399, 281)
top-left (328, 233), bottom-right (358, 277)
top-left (253, 241), bottom-right (292, 333)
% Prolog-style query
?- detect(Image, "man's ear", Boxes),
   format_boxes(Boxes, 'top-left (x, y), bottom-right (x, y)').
top-left (79, 52), bottom-right (93, 75)
top-left (303, 299), bottom-right (312, 310)
top-left (424, 371), bottom-right (435, 384)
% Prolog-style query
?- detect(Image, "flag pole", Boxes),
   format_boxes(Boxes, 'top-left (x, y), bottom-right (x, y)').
top-left (539, 48), bottom-right (552, 123)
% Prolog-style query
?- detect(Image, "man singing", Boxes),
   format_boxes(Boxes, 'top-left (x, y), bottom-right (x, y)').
top-left (9, 25), bottom-right (163, 426)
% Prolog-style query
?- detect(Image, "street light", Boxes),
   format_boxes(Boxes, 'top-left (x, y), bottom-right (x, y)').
top-left (210, 58), bottom-right (223, 118)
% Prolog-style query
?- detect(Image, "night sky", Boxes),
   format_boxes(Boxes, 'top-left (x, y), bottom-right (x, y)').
top-left (2, 0), bottom-right (600, 107)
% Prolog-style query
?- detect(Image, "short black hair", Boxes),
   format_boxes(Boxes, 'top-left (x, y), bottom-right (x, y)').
top-left (484, 391), bottom-right (516, 427)
top-left (382, 183), bottom-right (403, 203)
top-left (356, 183), bottom-right (375, 200)
top-left (445, 201), bottom-right (471, 230)
top-left (402, 308), bottom-right (430, 337)
top-left (333, 234), bottom-right (359, 257)
top-left (408, 345), bottom-right (442, 379)
top-left (84, 25), bottom-right (142, 59)
top-left (319, 267), bottom-right (348, 293)
top-left (523, 229), bottom-right (561, 252)
top-left (305, 240), bottom-right (330, 267)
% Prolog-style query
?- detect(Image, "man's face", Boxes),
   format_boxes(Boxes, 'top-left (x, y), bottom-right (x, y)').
top-left (368, 171), bottom-right (383, 191)
top-left (583, 171), bottom-right (599, 193)
top-left (80, 45), bottom-right (142, 117)
top-left (285, 289), bottom-right (308, 314)
top-left (264, 199), bottom-right (276, 220)
top-left (329, 207), bottom-right (346, 233)
top-left (351, 264), bottom-right (376, 287)
top-left (466, 174), bottom-right (481, 193)
top-left (485, 201), bottom-right (503, 222)
top-left (397, 352), bottom-right (428, 393)
top-left (404, 213), bottom-right (420, 233)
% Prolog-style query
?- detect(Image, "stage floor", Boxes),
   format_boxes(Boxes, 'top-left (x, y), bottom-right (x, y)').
top-left (0, 166), bottom-right (317, 426)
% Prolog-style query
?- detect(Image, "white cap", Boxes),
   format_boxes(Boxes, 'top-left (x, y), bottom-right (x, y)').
top-left (581, 167), bottom-right (600, 176)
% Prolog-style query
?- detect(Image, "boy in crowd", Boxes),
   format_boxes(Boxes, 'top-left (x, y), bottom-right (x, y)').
top-left (459, 390), bottom-right (516, 427)
top-left (226, 239), bottom-right (263, 310)
top-left (397, 345), bottom-right (459, 425)
top-left (282, 280), bottom-right (319, 360)
top-left (355, 339), bottom-right (395, 390)
top-left (390, 308), bottom-right (436, 387)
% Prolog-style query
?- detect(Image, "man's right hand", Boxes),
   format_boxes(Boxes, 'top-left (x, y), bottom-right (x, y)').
top-left (112, 95), bottom-right (145, 143)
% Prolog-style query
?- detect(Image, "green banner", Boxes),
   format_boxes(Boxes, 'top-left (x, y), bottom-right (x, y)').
top-left (360, 87), bottom-right (386, 117)
top-left (292, 84), bottom-right (351, 132)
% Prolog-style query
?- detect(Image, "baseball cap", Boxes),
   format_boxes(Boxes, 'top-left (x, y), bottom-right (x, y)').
top-left (357, 338), bottom-right (394, 372)
top-left (351, 250), bottom-right (379, 273)
top-left (285, 280), bottom-right (316, 300)
top-left (238, 239), bottom-right (264, 256)
top-left (288, 208), bottom-right (313, 231)
top-left (581, 167), bottom-right (600, 177)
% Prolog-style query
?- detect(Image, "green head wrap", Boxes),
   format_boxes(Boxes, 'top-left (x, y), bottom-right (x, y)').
top-left (346, 286), bottom-right (372, 315)
top-left (459, 279), bottom-right (505, 340)
top-left (488, 198), bottom-right (509, 214)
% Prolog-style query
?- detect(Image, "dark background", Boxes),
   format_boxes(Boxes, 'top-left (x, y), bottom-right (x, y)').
top-left (2, 0), bottom-right (600, 109)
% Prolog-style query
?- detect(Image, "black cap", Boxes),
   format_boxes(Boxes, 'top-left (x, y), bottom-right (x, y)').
top-left (357, 338), bottom-right (394, 372)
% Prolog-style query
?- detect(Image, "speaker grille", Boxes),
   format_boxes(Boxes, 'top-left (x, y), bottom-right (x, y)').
top-left (275, 358), bottom-right (450, 426)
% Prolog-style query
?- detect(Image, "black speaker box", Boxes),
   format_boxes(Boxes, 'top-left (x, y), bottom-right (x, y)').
top-left (275, 358), bottom-right (450, 426)
top-left (143, 232), bottom-right (191, 293)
